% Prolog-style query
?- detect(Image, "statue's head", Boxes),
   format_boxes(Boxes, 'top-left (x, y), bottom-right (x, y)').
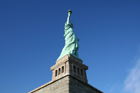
top-left (69, 23), bottom-right (73, 28)
top-left (65, 23), bottom-right (73, 30)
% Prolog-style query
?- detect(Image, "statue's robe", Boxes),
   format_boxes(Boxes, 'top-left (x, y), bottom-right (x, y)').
top-left (57, 23), bottom-right (79, 60)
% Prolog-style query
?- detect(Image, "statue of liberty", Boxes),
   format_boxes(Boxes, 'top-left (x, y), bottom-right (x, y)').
top-left (57, 10), bottom-right (80, 60)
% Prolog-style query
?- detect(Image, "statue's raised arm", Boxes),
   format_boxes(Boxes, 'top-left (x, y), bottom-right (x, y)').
top-left (66, 10), bottom-right (72, 24)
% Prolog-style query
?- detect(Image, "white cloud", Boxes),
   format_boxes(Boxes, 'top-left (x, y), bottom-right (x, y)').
top-left (124, 58), bottom-right (140, 93)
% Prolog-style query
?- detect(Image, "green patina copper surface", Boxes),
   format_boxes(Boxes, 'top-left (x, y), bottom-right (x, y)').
top-left (57, 10), bottom-right (80, 60)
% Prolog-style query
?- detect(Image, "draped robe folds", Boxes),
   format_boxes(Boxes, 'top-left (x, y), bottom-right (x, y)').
top-left (57, 22), bottom-right (79, 60)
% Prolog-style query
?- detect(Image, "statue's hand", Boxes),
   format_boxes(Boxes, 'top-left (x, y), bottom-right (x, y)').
top-left (67, 10), bottom-right (72, 24)
top-left (68, 12), bottom-right (71, 17)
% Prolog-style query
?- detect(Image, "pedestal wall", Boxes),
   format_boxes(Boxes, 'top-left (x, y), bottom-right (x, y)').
top-left (29, 75), bottom-right (103, 93)
top-left (29, 76), bottom-right (69, 93)
top-left (28, 55), bottom-right (103, 93)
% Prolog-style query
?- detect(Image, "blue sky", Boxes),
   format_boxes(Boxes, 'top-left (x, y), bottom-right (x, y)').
top-left (0, 0), bottom-right (140, 93)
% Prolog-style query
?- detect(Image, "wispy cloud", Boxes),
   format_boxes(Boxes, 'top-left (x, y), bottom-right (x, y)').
top-left (124, 58), bottom-right (140, 93)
